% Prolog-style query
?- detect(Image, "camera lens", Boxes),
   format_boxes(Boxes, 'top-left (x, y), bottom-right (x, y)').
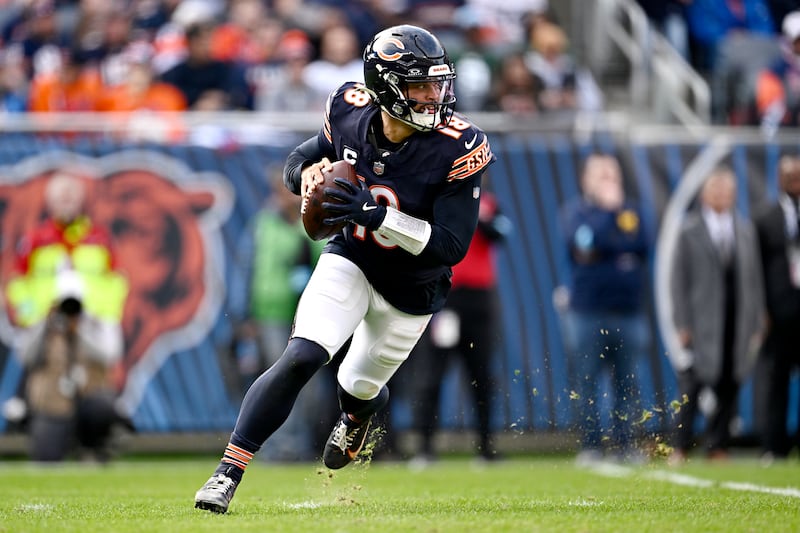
top-left (59, 297), bottom-right (83, 316)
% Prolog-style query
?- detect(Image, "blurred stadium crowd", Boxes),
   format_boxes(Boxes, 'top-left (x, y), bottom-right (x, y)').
top-left (634, 0), bottom-right (800, 128)
top-left (3, 0), bottom-right (800, 129)
top-left (0, 0), bottom-right (591, 118)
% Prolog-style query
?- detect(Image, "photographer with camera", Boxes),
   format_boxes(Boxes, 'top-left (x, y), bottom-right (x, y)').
top-left (3, 172), bottom-right (131, 462)
top-left (12, 271), bottom-right (126, 462)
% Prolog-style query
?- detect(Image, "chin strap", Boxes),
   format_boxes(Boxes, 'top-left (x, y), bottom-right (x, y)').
top-left (376, 206), bottom-right (431, 256)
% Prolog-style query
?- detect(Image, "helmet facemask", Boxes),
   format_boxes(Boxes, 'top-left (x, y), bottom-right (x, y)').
top-left (380, 66), bottom-right (456, 131)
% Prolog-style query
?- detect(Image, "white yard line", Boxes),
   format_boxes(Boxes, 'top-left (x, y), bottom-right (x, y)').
top-left (714, 481), bottom-right (800, 499)
top-left (581, 462), bottom-right (800, 498)
top-left (646, 469), bottom-right (714, 488)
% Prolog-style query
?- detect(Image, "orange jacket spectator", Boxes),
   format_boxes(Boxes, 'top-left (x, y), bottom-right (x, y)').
top-left (97, 64), bottom-right (187, 113)
top-left (98, 81), bottom-right (187, 112)
top-left (97, 42), bottom-right (187, 112)
top-left (754, 11), bottom-right (800, 129)
top-left (27, 54), bottom-right (103, 112)
top-left (95, 45), bottom-right (187, 142)
top-left (210, 0), bottom-right (274, 64)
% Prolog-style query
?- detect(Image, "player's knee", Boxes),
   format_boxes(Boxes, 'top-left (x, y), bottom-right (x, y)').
top-left (281, 337), bottom-right (328, 380)
top-left (340, 377), bottom-right (380, 400)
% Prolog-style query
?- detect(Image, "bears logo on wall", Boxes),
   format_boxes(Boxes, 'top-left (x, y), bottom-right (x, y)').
top-left (0, 150), bottom-right (234, 412)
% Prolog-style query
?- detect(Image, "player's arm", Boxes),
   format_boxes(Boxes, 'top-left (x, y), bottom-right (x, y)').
top-left (416, 127), bottom-right (494, 262)
top-left (283, 88), bottom-right (340, 195)
top-left (284, 136), bottom-right (336, 196)
top-left (414, 172), bottom-right (483, 265)
top-left (326, 169), bottom-right (484, 261)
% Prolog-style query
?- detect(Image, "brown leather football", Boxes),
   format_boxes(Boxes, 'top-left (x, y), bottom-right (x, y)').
top-left (301, 159), bottom-right (360, 241)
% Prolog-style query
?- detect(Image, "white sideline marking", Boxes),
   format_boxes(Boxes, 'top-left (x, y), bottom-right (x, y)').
top-left (719, 481), bottom-right (800, 499)
top-left (581, 462), bottom-right (800, 498)
top-left (646, 470), bottom-right (713, 488)
top-left (583, 461), bottom-right (631, 478)
top-left (286, 501), bottom-right (322, 509)
top-left (16, 503), bottom-right (53, 513)
top-left (568, 499), bottom-right (604, 507)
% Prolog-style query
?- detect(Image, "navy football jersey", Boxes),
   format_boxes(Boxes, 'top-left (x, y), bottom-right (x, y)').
top-left (296, 81), bottom-right (495, 315)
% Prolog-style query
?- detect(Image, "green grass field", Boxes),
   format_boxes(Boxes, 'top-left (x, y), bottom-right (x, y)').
top-left (1, 455), bottom-right (798, 532)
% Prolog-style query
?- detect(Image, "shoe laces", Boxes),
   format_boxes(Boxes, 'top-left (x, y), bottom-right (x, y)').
top-left (207, 474), bottom-right (236, 495)
top-left (330, 419), bottom-right (354, 452)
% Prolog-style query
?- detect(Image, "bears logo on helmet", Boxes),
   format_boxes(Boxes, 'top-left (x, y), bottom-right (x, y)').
top-left (363, 24), bottom-right (456, 132)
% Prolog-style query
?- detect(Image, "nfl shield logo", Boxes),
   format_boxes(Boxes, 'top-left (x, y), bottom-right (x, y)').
top-left (373, 161), bottom-right (385, 175)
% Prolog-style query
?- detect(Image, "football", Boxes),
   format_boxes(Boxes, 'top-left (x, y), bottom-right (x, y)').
top-left (301, 159), bottom-right (360, 241)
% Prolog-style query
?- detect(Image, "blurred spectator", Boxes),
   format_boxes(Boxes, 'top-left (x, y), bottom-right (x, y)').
top-left (525, 20), bottom-right (577, 113)
top-left (685, 0), bottom-right (776, 72)
top-left (712, 30), bottom-right (782, 125)
top-left (242, 166), bottom-right (325, 389)
top-left (753, 10), bottom-right (800, 133)
top-left (684, 0), bottom-right (779, 123)
top-left (253, 29), bottom-right (320, 112)
top-left (210, 0), bottom-right (270, 64)
top-left (557, 153), bottom-right (650, 465)
top-left (245, 15), bottom-right (289, 65)
top-left (450, 8), bottom-right (495, 112)
top-left (766, 0), bottom-right (798, 26)
top-left (271, 0), bottom-right (343, 41)
top-left (8, 270), bottom-right (130, 462)
top-left (27, 48), bottom-right (102, 111)
top-left (404, 0), bottom-right (467, 53)
top-left (71, 0), bottom-right (130, 65)
top-left (302, 23), bottom-right (363, 106)
top-left (0, 48), bottom-right (29, 113)
top-left (2, 173), bottom-right (131, 462)
top-left (92, 12), bottom-right (138, 87)
top-left (305, 0), bottom-right (387, 49)
top-left (97, 42), bottom-right (186, 112)
top-left (129, 0), bottom-right (175, 38)
top-left (96, 41), bottom-right (187, 142)
top-left (465, 0), bottom-right (551, 55)
top-left (667, 166), bottom-right (765, 464)
top-left (237, 166), bottom-right (329, 461)
top-left (1, 0), bottom-right (67, 80)
top-left (636, 0), bottom-right (691, 60)
top-left (160, 21), bottom-right (252, 110)
top-left (487, 52), bottom-right (539, 115)
top-left (149, 18), bottom-right (188, 75)
top-left (753, 155), bottom-right (800, 462)
top-left (524, 19), bottom-right (603, 115)
top-left (4, 171), bottom-right (129, 329)
top-left (170, 0), bottom-right (224, 30)
top-left (408, 188), bottom-right (511, 466)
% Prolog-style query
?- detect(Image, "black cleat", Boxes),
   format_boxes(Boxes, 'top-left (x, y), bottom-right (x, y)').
top-left (194, 473), bottom-right (238, 514)
top-left (323, 412), bottom-right (372, 469)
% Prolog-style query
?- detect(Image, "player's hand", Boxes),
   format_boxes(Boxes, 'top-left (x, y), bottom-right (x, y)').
top-left (301, 157), bottom-right (333, 198)
top-left (322, 177), bottom-right (386, 230)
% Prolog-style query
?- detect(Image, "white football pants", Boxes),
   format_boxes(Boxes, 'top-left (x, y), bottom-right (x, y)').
top-left (292, 253), bottom-right (432, 401)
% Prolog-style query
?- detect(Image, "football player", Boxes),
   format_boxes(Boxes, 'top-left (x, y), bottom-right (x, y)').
top-left (195, 24), bottom-right (495, 513)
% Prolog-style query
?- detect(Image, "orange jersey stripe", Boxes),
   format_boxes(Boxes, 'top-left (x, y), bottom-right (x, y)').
top-left (447, 138), bottom-right (492, 181)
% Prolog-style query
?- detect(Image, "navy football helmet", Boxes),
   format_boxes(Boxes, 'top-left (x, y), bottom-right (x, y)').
top-left (363, 25), bottom-right (456, 131)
